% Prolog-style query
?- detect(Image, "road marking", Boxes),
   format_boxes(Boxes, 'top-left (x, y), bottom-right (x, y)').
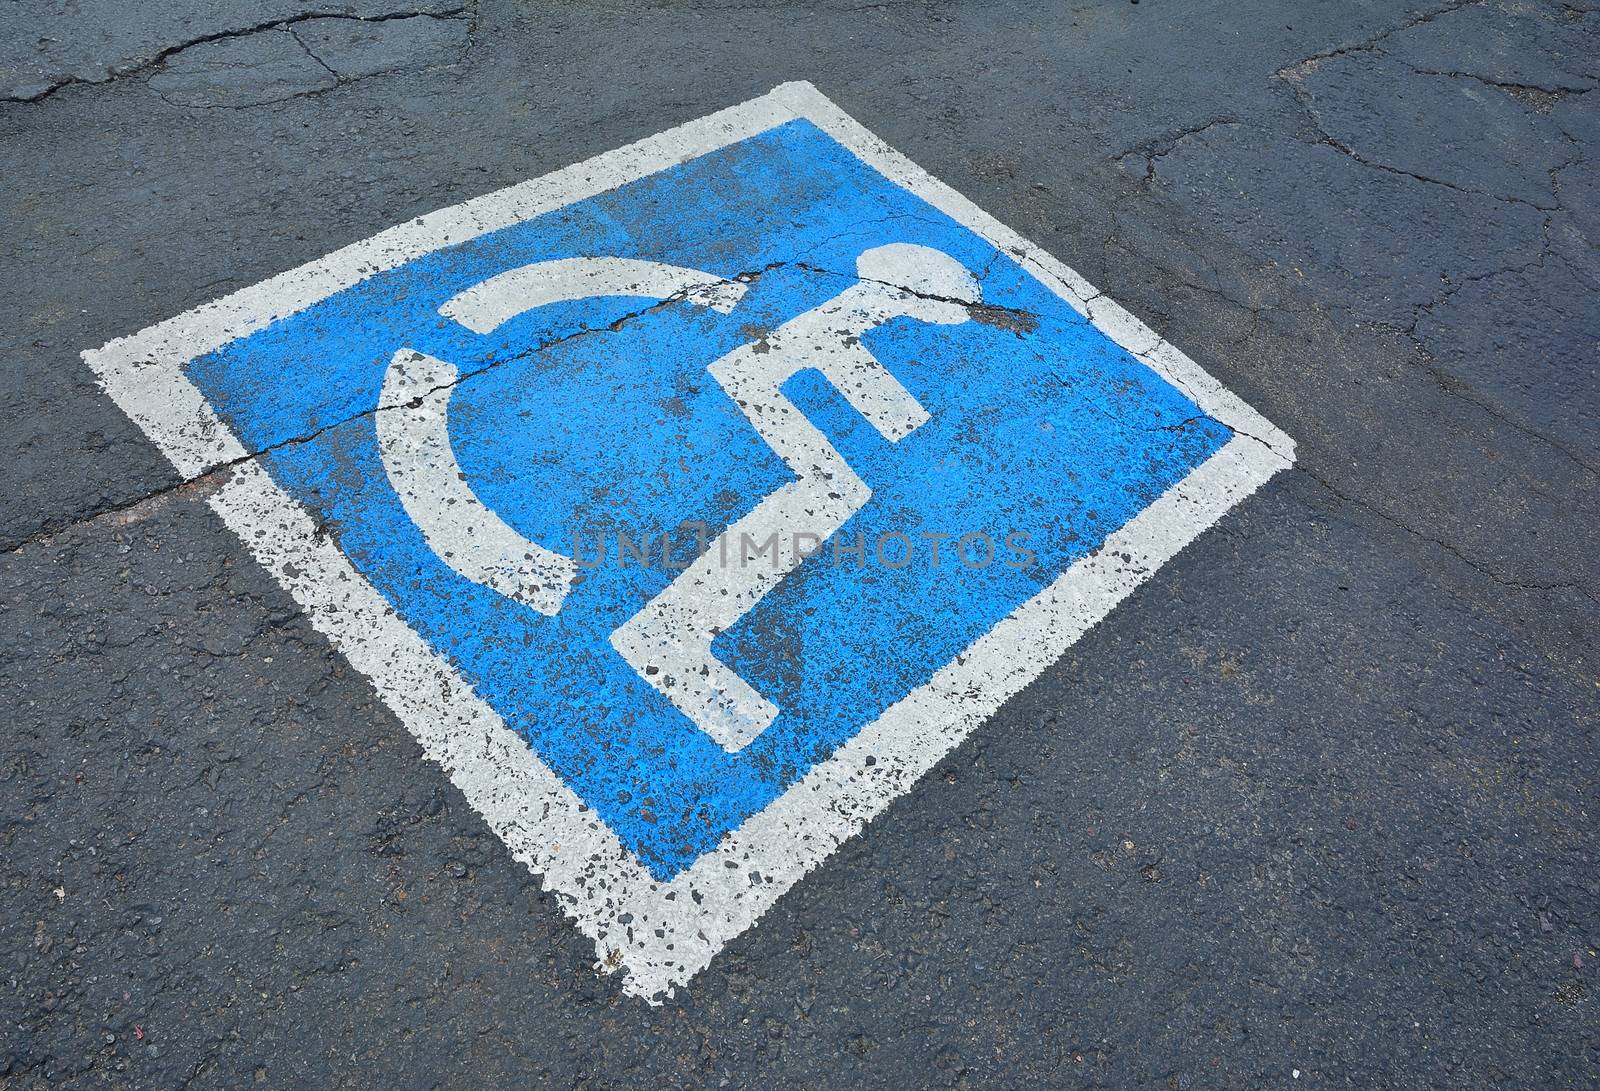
top-left (440, 256), bottom-right (747, 334)
top-left (612, 243), bottom-right (969, 752)
top-left (376, 259), bottom-right (750, 617)
top-left (378, 349), bottom-right (579, 615)
top-left (84, 81), bottom-right (1294, 1001)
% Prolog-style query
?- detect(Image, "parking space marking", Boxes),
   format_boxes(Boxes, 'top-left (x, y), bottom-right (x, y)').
top-left (85, 81), bottom-right (1294, 1001)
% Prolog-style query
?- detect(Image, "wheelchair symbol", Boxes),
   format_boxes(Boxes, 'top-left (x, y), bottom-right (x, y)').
top-left (377, 244), bottom-right (981, 752)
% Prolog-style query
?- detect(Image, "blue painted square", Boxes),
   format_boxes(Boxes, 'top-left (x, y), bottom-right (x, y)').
top-left (184, 119), bottom-right (1229, 880)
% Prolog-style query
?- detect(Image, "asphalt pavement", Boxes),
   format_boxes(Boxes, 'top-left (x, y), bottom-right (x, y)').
top-left (2, 1), bottom-right (1597, 1087)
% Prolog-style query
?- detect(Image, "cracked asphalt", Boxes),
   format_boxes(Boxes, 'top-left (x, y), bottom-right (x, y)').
top-left (2, 0), bottom-right (1597, 1087)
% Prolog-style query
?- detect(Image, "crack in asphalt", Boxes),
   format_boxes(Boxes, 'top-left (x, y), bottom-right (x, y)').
top-left (7, 255), bottom-right (1046, 558)
top-left (1111, 118), bottom-right (1241, 184)
top-left (1303, 131), bottom-right (1558, 212)
top-left (1408, 69), bottom-right (1595, 98)
top-left (1266, 3), bottom-right (1588, 215)
top-left (1090, 206), bottom-right (1600, 587)
top-left (1389, 249), bottom-right (1600, 480)
top-left (71, 275), bottom-right (1572, 610)
top-left (1272, 0), bottom-right (1486, 78)
top-left (1295, 463), bottom-right (1600, 607)
top-left (1, 5), bottom-right (473, 106)
top-left (1404, 236), bottom-right (1554, 338)
top-left (1105, 0), bottom-right (1599, 487)
top-left (285, 26), bottom-right (344, 83)
top-left (5, 24), bottom-right (1588, 606)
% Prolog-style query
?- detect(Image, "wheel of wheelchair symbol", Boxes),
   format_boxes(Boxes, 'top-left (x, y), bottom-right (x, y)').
top-left (376, 257), bottom-right (749, 616)
top-left (377, 244), bottom-right (981, 753)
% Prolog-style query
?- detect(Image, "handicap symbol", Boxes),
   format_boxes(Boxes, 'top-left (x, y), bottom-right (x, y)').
top-left (376, 243), bottom-right (981, 753)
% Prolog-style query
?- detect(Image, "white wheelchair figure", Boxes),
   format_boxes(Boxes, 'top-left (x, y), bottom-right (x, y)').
top-left (378, 243), bottom-right (981, 753)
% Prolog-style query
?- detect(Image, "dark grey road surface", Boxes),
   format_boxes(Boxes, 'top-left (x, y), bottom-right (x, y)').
top-left (3, 1), bottom-right (1597, 1087)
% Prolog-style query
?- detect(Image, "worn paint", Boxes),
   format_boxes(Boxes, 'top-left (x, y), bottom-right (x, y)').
top-left (612, 243), bottom-right (972, 753)
top-left (83, 82), bottom-right (1294, 1000)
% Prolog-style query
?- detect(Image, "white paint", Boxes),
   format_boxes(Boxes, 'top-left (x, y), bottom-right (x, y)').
top-left (440, 256), bottom-right (747, 335)
top-left (377, 349), bottom-right (578, 616)
top-left (374, 257), bottom-right (747, 616)
top-left (610, 243), bottom-right (973, 752)
top-left (83, 81), bottom-right (1296, 1001)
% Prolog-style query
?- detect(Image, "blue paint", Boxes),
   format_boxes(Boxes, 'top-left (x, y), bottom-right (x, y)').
top-left (186, 120), bottom-right (1229, 879)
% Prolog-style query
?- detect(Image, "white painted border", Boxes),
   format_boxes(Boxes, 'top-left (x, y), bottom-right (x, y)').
top-left (84, 81), bottom-right (1294, 1001)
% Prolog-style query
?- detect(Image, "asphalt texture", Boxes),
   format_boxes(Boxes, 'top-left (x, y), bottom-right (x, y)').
top-left (2, 1), bottom-right (1598, 1087)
